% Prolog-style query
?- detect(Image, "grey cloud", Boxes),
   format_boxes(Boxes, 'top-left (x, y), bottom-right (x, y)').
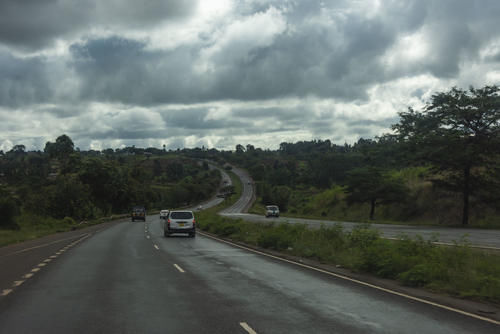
top-left (0, 0), bottom-right (197, 51)
top-left (0, 51), bottom-right (53, 107)
top-left (161, 109), bottom-right (247, 130)
top-left (2, 0), bottom-right (499, 151)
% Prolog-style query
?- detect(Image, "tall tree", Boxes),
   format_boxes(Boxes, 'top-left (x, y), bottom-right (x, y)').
top-left (393, 85), bottom-right (500, 225)
top-left (345, 167), bottom-right (408, 220)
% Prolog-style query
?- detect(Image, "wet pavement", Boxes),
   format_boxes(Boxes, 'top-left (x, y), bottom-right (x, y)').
top-left (1, 216), bottom-right (498, 333)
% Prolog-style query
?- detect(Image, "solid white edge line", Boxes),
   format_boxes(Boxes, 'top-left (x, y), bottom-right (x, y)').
top-left (198, 231), bottom-right (500, 326)
top-left (240, 322), bottom-right (257, 334)
top-left (173, 264), bottom-right (185, 273)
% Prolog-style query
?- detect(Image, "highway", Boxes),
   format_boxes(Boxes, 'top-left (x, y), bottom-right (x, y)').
top-left (0, 164), bottom-right (499, 333)
top-left (222, 166), bottom-right (500, 249)
top-left (1, 215), bottom-right (498, 333)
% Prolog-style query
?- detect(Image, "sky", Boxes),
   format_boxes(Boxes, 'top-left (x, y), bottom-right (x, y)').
top-left (1, 0), bottom-right (499, 152)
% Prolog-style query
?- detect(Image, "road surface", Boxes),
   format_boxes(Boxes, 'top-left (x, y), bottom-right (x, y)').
top-left (1, 163), bottom-right (499, 333)
top-left (223, 166), bottom-right (500, 249)
top-left (1, 215), bottom-right (498, 333)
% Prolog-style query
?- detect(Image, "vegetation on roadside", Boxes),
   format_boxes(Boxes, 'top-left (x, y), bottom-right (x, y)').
top-left (196, 214), bottom-right (500, 305)
top-left (0, 135), bottom-right (221, 245)
top-left (193, 85), bottom-right (500, 228)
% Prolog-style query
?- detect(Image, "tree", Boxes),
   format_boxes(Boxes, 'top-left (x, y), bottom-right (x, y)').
top-left (393, 85), bottom-right (500, 225)
top-left (44, 134), bottom-right (75, 159)
top-left (345, 167), bottom-right (408, 220)
top-left (235, 144), bottom-right (245, 154)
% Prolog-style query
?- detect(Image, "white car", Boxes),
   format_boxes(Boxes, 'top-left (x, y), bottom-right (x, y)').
top-left (160, 210), bottom-right (169, 219)
top-left (164, 210), bottom-right (196, 237)
top-left (265, 205), bottom-right (280, 218)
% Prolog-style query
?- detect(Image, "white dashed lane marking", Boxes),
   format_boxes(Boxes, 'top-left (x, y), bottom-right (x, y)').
top-left (240, 322), bottom-right (257, 334)
top-left (173, 264), bottom-right (185, 273)
top-left (1, 233), bottom-right (91, 298)
top-left (1, 289), bottom-right (13, 296)
top-left (12, 280), bottom-right (24, 287)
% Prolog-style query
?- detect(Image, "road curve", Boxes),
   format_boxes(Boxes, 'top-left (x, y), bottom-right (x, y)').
top-left (1, 215), bottom-right (498, 333)
top-left (222, 166), bottom-right (500, 249)
top-left (220, 166), bottom-right (255, 214)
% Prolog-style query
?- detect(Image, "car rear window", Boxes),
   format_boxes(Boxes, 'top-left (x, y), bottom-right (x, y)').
top-left (170, 212), bottom-right (193, 219)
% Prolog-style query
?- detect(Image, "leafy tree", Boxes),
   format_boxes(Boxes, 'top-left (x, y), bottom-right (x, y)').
top-left (235, 144), bottom-right (245, 154)
top-left (345, 167), bottom-right (408, 220)
top-left (10, 145), bottom-right (26, 154)
top-left (44, 134), bottom-right (74, 159)
top-left (393, 85), bottom-right (500, 225)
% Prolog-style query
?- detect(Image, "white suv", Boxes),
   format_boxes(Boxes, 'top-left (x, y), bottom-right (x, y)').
top-left (164, 210), bottom-right (196, 237)
top-left (265, 205), bottom-right (280, 218)
top-left (160, 210), bottom-right (169, 219)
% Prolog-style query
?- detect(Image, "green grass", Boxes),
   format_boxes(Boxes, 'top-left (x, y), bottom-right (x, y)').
top-left (0, 213), bottom-right (128, 247)
top-left (196, 213), bottom-right (500, 305)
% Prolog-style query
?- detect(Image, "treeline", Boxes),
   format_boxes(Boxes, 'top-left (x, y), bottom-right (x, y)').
top-left (185, 85), bottom-right (500, 226)
top-left (0, 136), bottom-right (220, 229)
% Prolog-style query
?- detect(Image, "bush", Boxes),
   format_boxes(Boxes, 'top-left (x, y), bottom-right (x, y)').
top-left (398, 263), bottom-right (445, 287)
top-left (0, 196), bottom-right (20, 229)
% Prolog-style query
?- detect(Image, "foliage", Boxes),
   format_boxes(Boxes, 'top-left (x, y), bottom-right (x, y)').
top-left (0, 195), bottom-right (20, 229)
top-left (345, 167), bottom-right (409, 220)
top-left (393, 85), bottom-right (500, 225)
top-left (197, 213), bottom-right (500, 304)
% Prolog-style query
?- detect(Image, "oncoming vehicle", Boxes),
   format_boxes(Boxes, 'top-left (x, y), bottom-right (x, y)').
top-left (131, 206), bottom-right (146, 222)
top-left (265, 205), bottom-right (280, 218)
top-left (164, 210), bottom-right (196, 237)
top-left (160, 209), bottom-right (169, 219)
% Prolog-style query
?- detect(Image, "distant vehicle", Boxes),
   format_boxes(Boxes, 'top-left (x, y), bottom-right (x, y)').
top-left (216, 194), bottom-right (225, 198)
top-left (131, 206), bottom-right (146, 222)
top-left (160, 210), bottom-right (169, 219)
top-left (265, 205), bottom-right (280, 218)
top-left (197, 205), bottom-right (202, 211)
top-left (164, 210), bottom-right (196, 237)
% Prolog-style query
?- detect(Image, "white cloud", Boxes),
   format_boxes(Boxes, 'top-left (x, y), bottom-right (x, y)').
top-left (197, 6), bottom-right (287, 72)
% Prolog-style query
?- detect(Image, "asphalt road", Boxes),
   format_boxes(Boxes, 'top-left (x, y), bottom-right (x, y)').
top-left (1, 163), bottom-right (499, 333)
top-left (221, 166), bottom-right (254, 214)
top-left (223, 166), bottom-right (500, 249)
top-left (1, 216), bottom-right (498, 333)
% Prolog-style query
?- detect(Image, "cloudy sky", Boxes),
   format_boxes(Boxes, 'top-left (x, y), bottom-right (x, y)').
top-left (1, 0), bottom-right (499, 151)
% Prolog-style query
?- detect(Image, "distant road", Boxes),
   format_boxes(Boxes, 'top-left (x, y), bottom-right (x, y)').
top-left (220, 166), bottom-right (255, 214)
top-left (222, 166), bottom-right (500, 249)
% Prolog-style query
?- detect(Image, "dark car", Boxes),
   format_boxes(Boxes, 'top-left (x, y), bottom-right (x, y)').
top-left (131, 206), bottom-right (146, 222)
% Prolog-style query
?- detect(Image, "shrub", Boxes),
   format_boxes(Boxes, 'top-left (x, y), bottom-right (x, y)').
top-left (0, 196), bottom-right (20, 229)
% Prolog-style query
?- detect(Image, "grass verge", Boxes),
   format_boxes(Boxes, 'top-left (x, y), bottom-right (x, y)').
top-left (0, 213), bottom-right (128, 247)
top-left (196, 213), bottom-right (500, 305)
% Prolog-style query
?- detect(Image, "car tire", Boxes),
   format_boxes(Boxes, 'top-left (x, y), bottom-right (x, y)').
top-left (164, 230), bottom-right (170, 237)
top-left (132, 218), bottom-right (134, 222)
top-left (190, 232), bottom-right (196, 238)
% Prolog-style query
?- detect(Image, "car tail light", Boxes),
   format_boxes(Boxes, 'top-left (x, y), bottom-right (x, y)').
top-left (192, 219), bottom-right (196, 227)
top-left (167, 219), bottom-right (171, 228)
